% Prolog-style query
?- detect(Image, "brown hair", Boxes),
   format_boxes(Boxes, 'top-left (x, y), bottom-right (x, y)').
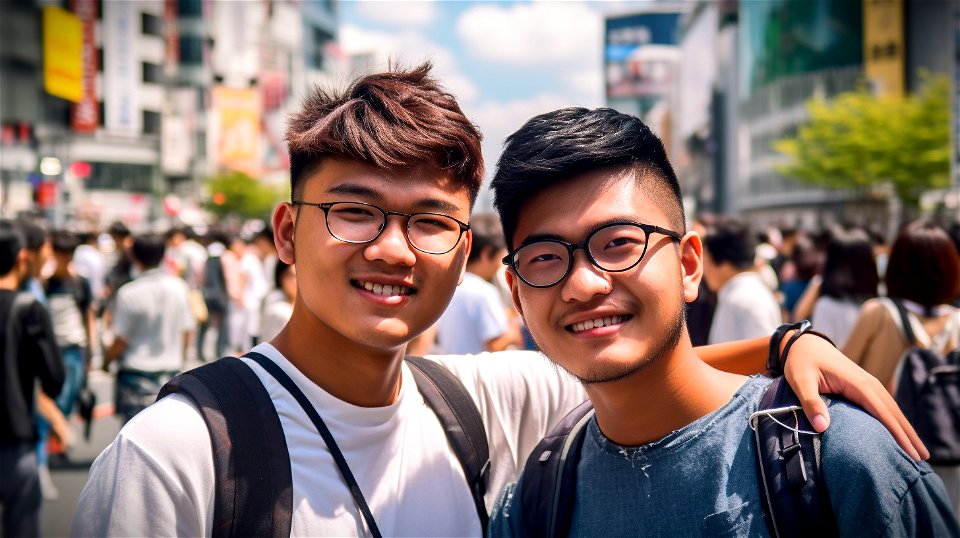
top-left (285, 62), bottom-right (484, 204)
top-left (885, 220), bottom-right (960, 307)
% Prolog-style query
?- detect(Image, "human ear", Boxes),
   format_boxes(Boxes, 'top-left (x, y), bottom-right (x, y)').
top-left (457, 231), bottom-right (472, 286)
top-left (505, 269), bottom-right (524, 317)
top-left (679, 232), bottom-right (704, 303)
top-left (273, 202), bottom-right (296, 264)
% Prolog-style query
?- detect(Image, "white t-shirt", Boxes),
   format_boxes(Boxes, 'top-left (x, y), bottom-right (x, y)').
top-left (708, 271), bottom-right (783, 344)
top-left (436, 272), bottom-right (509, 354)
top-left (259, 299), bottom-right (293, 343)
top-left (72, 344), bottom-right (585, 536)
top-left (112, 269), bottom-right (197, 372)
top-left (811, 296), bottom-right (863, 349)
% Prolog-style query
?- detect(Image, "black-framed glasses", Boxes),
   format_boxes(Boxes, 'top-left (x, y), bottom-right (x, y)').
top-left (292, 200), bottom-right (470, 255)
top-left (503, 222), bottom-right (683, 288)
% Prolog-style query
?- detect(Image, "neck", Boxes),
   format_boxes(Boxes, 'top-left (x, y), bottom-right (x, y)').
top-left (584, 337), bottom-right (745, 446)
top-left (0, 272), bottom-right (21, 290)
top-left (271, 301), bottom-right (405, 408)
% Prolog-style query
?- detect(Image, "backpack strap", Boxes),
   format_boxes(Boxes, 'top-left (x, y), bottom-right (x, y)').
top-left (891, 299), bottom-right (919, 345)
top-left (405, 356), bottom-right (491, 533)
top-left (751, 377), bottom-right (838, 538)
top-left (519, 399), bottom-right (594, 538)
top-left (157, 357), bottom-right (293, 538)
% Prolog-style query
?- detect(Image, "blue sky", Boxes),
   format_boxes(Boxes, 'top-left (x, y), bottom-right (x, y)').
top-left (339, 0), bottom-right (642, 209)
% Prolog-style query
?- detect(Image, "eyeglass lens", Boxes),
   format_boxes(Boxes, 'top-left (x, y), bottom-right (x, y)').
top-left (325, 202), bottom-right (463, 254)
top-left (513, 224), bottom-right (650, 286)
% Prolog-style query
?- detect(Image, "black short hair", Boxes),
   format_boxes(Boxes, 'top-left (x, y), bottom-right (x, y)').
top-left (820, 227), bottom-right (878, 302)
top-left (885, 220), bottom-right (960, 307)
top-left (51, 230), bottom-right (80, 254)
top-left (131, 233), bottom-right (166, 269)
top-left (108, 221), bottom-right (131, 239)
top-left (274, 260), bottom-right (292, 290)
top-left (703, 215), bottom-right (756, 269)
top-left (491, 107), bottom-right (685, 249)
top-left (466, 213), bottom-right (506, 264)
top-left (16, 219), bottom-right (47, 251)
top-left (0, 220), bottom-right (25, 275)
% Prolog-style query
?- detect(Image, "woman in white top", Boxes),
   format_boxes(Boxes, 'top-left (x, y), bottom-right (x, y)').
top-left (811, 227), bottom-right (879, 348)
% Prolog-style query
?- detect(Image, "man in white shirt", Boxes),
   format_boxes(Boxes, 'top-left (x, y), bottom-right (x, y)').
top-left (103, 233), bottom-right (196, 423)
top-left (437, 213), bottom-right (522, 354)
top-left (702, 215), bottom-right (783, 344)
top-left (73, 64), bottom-right (926, 537)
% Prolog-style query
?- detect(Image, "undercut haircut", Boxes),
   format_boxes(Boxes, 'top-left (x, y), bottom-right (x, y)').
top-left (491, 107), bottom-right (685, 249)
top-left (285, 62), bottom-right (484, 205)
top-left (51, 230), bottom-right (80, 254)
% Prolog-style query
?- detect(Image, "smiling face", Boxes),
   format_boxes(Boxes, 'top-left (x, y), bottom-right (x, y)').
top-left (273, 158), bottom-right (472, 352)
top-left (506, 167), bottom-right (703, 384)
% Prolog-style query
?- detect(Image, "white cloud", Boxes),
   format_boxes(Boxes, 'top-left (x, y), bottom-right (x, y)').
top-left (354, 1), bottom-right (438, 27)
top-left (456, 2), bottom-right (603, 69)
top-left (339, 24), bottom-right (478, 102)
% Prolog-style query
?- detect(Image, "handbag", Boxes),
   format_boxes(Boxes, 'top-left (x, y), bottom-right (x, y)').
top-left (76, 378), bottom-right (96, 441)
top-left (189, 289), bottom-right (209, 324)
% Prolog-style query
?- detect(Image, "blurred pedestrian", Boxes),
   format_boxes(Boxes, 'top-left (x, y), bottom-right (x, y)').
top-left (44, 231), bottom-right (96, 447)
top-left (72, 230), bottom-right (106, 304)
top-left (702, 215), bottom-right (782, 344)
top-left (810, 227), bottom-right (879, 348)
top-left (843, 219), bottom-right (960, 515)
top-left (0, 220), bottom-right (64, 536)
top-left (436, 213), bottom-right (522, 354)
top-left (685, 214), bottom-right (717, 346)
top-left (197, 230), bottom-right (230, 361)
top-left (778, 233), bottom-right (820, 321)
top-left (258, 261), bottom-right (296, 344)
top-left (104, 233), bottom-right (196, 423)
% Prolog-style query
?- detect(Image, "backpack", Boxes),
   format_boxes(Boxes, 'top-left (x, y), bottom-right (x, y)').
top-left (890, 300), bottom-right (960, 465)
top-left (157, 353), bottom-right (490, 537)
top-left (519, 377), bottom-right (838, 538)
top-left (201, 256), bottom-right (228, 314)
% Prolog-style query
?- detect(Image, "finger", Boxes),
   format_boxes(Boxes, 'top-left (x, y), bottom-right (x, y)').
top-left (851, 376), bottom-right (925, 461)
top-left (789, 370), bottom-right (832, 432)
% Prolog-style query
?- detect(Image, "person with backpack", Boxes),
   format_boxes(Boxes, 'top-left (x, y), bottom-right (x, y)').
top-left (0, 219), bottom-right (65, 536)
top-left (843, 219), bottom-right (960, 516)
top-left (73, 64), bottom-right (928, 537)
top-left (486, 108), bottom-right (958, 536)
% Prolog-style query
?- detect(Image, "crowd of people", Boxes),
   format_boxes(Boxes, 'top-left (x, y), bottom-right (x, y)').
top-left (1, 62), bottom-right (958, 536)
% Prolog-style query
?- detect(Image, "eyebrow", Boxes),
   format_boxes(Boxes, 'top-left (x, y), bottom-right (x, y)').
top-left (516, 217), bottom-right (650, 248)
top-left (326, 183), bottom-right (462, 214)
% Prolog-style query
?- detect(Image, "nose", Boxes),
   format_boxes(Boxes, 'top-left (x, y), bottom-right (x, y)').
top-left (559, 251), bottom-right (612, 303)
top-left (363, 216), bottom-right (417, 267)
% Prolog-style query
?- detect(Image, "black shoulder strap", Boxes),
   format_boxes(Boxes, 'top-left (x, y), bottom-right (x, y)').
top-left (158, 357), bottom-right (293, 538)
top-left (519, 399), bottom-right (594, 538)
top-left (892, 300), bottom-right (918, 345)
top-left (405, 356), bottom-right (491, 533)
top-left (753, 377), bottom-right (838, 538)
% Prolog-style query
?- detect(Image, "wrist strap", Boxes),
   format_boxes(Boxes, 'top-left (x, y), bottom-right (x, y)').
top-left (245, 352), bottom-right (383, 538)
top-left (768, 321), bottom-right (810, 377)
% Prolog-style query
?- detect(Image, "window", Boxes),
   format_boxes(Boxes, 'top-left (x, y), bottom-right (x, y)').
top-left (142, 62), bottom-right (164, 84)
top-left (143, 110), bottom-right (161, 135)
top-left (179, 35), bottom-right (203, 65)
top-left (142, 13), bottom-right (163, 37)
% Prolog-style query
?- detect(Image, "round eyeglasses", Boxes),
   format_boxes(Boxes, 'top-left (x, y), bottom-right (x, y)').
top-left (293, 201), bottom-right (470, 255)
top-left (502, 222), bottom-right (683, 288)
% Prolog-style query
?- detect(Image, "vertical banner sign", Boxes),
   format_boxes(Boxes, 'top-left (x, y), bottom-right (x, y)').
top-left (864, 0), bottom-right (905, 97)
top-left (213, 87), bottom-right (261, 176)
top-left (42, 7), bottom-right (83, 102)
top-left (164, 0), bottom-right (179, 78)
top-left (103, 0), bottom-right (141, 135)
top-left (71, 0), bottom-right (99, 132)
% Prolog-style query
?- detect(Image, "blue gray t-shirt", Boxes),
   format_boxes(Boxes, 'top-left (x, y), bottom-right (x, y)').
top-left (490, 376), bottom-right (959, 537)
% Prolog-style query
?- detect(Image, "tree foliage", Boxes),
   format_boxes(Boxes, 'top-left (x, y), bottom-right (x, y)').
top-left (775, 74), bottom-right (951, 207)
top-left (203, 171), bottom-right (288, 221)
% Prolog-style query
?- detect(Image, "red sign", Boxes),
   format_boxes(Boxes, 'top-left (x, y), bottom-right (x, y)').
top-left (71, 0), bottom-right (98, 133)
top-left (37, 181), bottom-right (58, 208)
top-left (164, 0), bottom-right (178, 77)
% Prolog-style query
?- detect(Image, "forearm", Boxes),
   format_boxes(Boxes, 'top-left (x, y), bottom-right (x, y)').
top-left (104, 338), bottom-right (127, 368)
top-left (695, 337), bottom-right (768, 375)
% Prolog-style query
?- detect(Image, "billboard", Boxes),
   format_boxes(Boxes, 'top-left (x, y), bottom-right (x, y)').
top-left (42, 7), bottom-right (83, 103)
top-left (863, 0), bottom-right (904, 97)
top-left (212, 87), bottom-right (261, 176)
top-left (71, 0), bottom-right (99, 132)
top-left (103, 0), bottom-right (141, 135)
top-left (604, 12), bottom-right (683, 99)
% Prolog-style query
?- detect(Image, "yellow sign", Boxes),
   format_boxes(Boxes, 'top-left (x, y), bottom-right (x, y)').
top-left (213, 87), bottom-right (261, 176)
top-left (863, 0), bottom-right (904, 97)
top-left (43, 7), bottom-right (84, 103)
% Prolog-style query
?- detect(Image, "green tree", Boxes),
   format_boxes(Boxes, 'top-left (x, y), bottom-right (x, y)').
top-left (775, 75), bottom-right (951, 208)
top-left (203, 171), bottom-right (288, 221)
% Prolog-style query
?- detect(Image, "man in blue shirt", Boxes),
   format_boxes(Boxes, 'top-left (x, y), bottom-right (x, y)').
top-left (488, 108), bottom-right (958, 536)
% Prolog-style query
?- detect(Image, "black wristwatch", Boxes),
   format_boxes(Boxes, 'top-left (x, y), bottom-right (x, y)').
top-left (766, 320), bottom-right (812, 377)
